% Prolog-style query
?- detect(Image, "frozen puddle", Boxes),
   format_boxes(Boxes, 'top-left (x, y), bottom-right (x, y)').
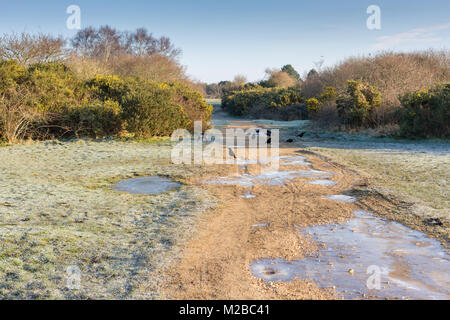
top-left (241, 191), bottom-right (257, 199)
top-left (252, 223), bottom-right (270, 228)
top-left (251, 210), bottom-right (450, 300)
top-left (206, 170), bottom-right (333, 188)
top-left (325, 195), bottom-right (357, 203)
top-left (112, 176), bottom-right (182, 195)
top-left (280, 156), bottom-right (312, 166)
top-left (309, 180), bottom-right (338, 187)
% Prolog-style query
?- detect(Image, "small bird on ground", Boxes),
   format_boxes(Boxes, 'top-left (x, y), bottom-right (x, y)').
top-left (298, 132), bottom-right (306, 138)
top-left (267, 130), bottom-right (272, 144)
top-left (228, 147), bottom-right (237, 159)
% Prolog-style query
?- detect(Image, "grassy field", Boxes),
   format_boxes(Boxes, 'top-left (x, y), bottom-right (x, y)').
top-left (298, 132), bottom-right (449, 222)
top-left (0, 139), bottom-right (216, 299)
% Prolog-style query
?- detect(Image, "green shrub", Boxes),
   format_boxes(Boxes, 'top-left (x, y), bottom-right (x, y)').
top-left (319, 87), bottom-right (338, 102)
top-left (307, 98), bottom-right (320, 114)
top-left (0, 60), bottom-right (211, 142)
top-left (120, 82), bottom-right (191, 137)
top-left (63, 101), bottom-right (123, 138)
top-left (24, 62), bottom-right (88, 114)
top-left (336, 80), bottom-right (381, 127)
top-left (0, 60), bottom-right (26, 91)
top-left (398, 83), bottom-right (449, 138)
top-left (86, 75), bottom-right (212, 135)
top-left (222, 87), bottom-right (304, 116)
top-left (85, 75), bottom-right (133, 102)
top-left (167, 81), bottom-right (213, 131)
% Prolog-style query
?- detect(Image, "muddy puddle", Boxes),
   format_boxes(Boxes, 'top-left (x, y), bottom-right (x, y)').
top-left (251, 210), bottom-right (450, 300)
top-left (112, 176), bottom-right (182, 195)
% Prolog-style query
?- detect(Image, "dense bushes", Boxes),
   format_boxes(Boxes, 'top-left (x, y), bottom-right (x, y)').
top-left (0, 60), bottom-right (212, 143)
top-left (306, 80), bottom-right (449, 138)
top-left (63, 101), bottom-right (123, 138)
top-left (336, 80), bottom-right (382, 127)
top-left (222, 87), bottom-right (305, 117)
top-left (398, 83), bottom-right (449, 138)
top-left (88, 75), bottom-right (212, 134)
top-left (306, 51), bottom-right (449, 106)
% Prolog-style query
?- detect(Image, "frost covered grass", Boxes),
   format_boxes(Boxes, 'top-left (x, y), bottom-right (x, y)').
top-left (299, 133), bottom-right (449, 220)
top-left (0, 139), bottom-right (215, 299)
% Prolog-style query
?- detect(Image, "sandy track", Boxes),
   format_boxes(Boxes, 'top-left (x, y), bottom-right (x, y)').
top-left (162, 146), bottom-right (365, 299)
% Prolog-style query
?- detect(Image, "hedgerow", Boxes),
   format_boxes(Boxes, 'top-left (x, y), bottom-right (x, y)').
top-left (222, 87), bottom-right (305, 116)
top-left (398, 83), bottom-right (449, 138)
top-left (0, 60), bottom-right (211, 143)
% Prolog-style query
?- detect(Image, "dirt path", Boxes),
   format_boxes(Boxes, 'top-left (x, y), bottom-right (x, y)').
top-left (162, 115), bottom-right (363, 299)
top-left (162, 113), bottom-right (450, 300)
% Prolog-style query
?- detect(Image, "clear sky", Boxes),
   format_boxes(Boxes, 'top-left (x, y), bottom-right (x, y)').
top-left (0, 0), bottom-right (449, 83)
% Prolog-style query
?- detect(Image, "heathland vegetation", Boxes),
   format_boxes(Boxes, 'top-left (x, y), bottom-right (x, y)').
top-left (0, 27), bottom-right (212, 144)
top-left (214, 51), bottom-right (449, 138)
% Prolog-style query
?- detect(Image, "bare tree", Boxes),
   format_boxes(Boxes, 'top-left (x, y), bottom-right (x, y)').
top-left (125, 28), bottom-right (156, 56)
top-left (233, 74), bottom-right (247, 87)
top-left (97, 26), bottom-right (124, 63)
top-left (72, 26), bottom-right (181, 61)
top-left (0, 32), bottom-right (66, 66)
top-left (155, 36), bottom-right (181, 58)
top-left (71, 26), bottom-right (100, 57)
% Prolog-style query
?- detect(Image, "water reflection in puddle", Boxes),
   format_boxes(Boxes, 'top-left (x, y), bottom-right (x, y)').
top-left (251, 210), bottom-right (450, 300)
top-left (112, 176), bottom-right (182, 195)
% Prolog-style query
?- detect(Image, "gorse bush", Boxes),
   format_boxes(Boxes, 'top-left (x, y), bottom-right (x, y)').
top-left (306, 98), bottom-right (320, 114)
top-left (63, 101), bottom-right (123, 138)
top-left (306, 87), bottom-right (338, 115)
top-left (336, 80), bottom-right (382, 127)
top-left (398, 83), bottom-right (449, 138)
top-left (222, 87), bottom-right (304, 116)
top-left (119, 81), bottom-right (191, 137)
top-left (0, 60), bottom-right (211, 143)
top-left (88, 75), bottom-right (212, 135)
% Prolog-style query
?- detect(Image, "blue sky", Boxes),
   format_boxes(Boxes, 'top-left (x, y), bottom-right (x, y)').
top-left (0, 0), bottom-right (449, 82)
